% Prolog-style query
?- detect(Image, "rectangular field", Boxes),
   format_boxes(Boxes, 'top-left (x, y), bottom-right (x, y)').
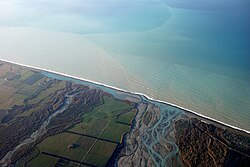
top-left (0, 85), bottom-right (16, 104)
top-left (22, 72), bottom-right (44, 85)
top-left (0, 93), bottom-right (27, 110)
top-left (37, 132), bottom-right (96, 162)
top-left (69, 118), bottom-right (108, 138)
top-left (100, 121), bottom-right (130, 143)
top-left (0, 64), bottom-right (11, 77)
top-left (83, 140), bottom-right (117, 167)
top-left (0, 63), bottom-right (138, 167)
top-left (20, 70), bottom-right (34, 80)
top-left (26, 152), bottom-right (59, 167)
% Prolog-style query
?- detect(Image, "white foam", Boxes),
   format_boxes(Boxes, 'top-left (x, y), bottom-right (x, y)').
top-left (1, 58), bottom-right (249, 134)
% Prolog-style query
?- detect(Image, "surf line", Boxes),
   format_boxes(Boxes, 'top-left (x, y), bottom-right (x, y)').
top-left (1, 58), bottom-right (249, 135)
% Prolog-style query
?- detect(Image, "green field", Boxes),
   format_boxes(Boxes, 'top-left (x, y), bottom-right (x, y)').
top-left (19, 70), bottom-right (34, 81)
top-left (1, 63), bottom-right (138, 167)
top-left (69, 96), bottom-right (136, 144)
top-left (21, 152), bottom-right (79, 167)
top-left (19, 95), bottom-right (137, 167)
top-left (24, 132), bottom-right (117, 167)
top-left (83, 140), bottom-right (117, 167)
top-left (26, 152), bottom-right (59, 167)
top-left (37, 132), bottom-right (95, 162)
top-left (22, 132), bottom-right (96, 166)
top-left (100, 121), bottom-right (130, 143)
top-left (116, 108), bottom-right (137, 124)
top-left (0, 66), bottom-right (34, 109)
top-left (0, 63), bottom-right (67, 119)
top-left (22, 73), bottom-right (44, 85)
top-left (70, 118), bottom-right (108, 137)
top-left (91, 96), bottom-right (133, 119)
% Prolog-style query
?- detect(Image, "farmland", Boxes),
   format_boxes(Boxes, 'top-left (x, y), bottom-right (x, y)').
top-left (1, 60), bottom-right (250, 167)
top-left (0, 61), bottom-right (138, 167)
top-left (17, 94), bottom-right (137, 167)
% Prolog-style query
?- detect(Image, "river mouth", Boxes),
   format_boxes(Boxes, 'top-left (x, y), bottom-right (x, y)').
top-left (1, 1), bottom-right (250, 132)
top-left (1, 60), bottom-right (250, 167)
top-left (0, 64), bottom-right (185, 167)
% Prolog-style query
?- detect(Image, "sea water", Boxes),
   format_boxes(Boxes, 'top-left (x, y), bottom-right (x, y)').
top-left (0, 0), bottom-right (249, 130)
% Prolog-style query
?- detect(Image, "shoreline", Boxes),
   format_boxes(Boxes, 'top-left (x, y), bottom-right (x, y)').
top-left (1, 58), bottom-right (249, 135)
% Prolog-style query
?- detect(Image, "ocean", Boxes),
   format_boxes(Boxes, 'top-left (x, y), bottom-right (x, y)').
top-left (0, 0), bottom-right (249, 130)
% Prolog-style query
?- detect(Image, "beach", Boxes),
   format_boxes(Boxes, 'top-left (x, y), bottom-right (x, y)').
top-left (0, 26), bottom-right (249, 132)
top-left (0, 0), bottom-right (249, 133)
top-left (1, 59), bottom-right (249, 135)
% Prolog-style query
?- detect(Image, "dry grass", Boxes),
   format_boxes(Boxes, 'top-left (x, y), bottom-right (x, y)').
top-left (0, 85), bottom-right (16, 104)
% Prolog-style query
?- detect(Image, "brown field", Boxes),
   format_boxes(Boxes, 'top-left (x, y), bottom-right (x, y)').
top-left (0, 64), bottom-right (11, 77)
top-left (0, 94), bottom-right (27, 110)
top-left (0, 85), bottom-right (16, 103)
top-left (0, 78), bottom-right (7, 85)
top-left (3, 80), bottom-right (25, 90)
top-left (17, 84), bottom-right (40, 96)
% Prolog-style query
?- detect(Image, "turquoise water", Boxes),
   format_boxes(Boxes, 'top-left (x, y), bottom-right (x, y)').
top-left (0, 0), bottom-right (249, 130)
